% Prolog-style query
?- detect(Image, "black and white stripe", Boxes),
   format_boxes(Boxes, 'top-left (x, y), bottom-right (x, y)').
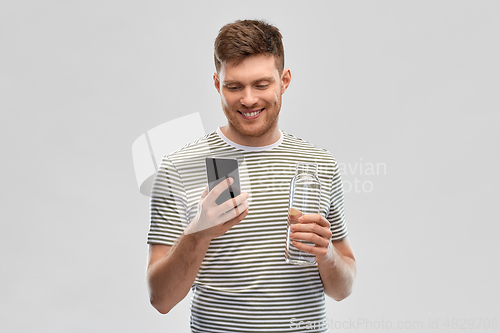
top-left (149, 129), bottom-right (348, 332)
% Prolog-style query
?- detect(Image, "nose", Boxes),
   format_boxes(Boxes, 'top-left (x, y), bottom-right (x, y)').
top-left (240, 87), bottom-right (259, 108)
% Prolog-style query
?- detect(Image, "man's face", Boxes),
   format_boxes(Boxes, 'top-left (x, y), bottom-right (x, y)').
top-left (214, 54), bottom-right (291, 144)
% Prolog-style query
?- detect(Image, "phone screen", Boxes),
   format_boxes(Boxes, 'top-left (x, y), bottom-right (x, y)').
top-left (205, 157), bottom-right (241, 205)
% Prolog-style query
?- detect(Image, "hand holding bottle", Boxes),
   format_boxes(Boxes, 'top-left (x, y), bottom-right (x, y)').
top-left (288, 210), bottom-right (334, 264)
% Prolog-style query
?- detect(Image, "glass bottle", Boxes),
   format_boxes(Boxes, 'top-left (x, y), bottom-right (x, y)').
top-left (285, 163), bottom-right (321, 265)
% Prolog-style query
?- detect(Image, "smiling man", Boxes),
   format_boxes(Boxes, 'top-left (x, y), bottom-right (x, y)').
top-left (147, 20), bottom-right (356, 332)
top-left (215, 53), bottom-right (287, 146)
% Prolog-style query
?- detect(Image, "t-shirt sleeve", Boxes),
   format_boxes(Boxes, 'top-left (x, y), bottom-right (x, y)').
top-left (328, 160), bottom-right (349, 241)
top-left (148, 155), bottom-right (188, 246)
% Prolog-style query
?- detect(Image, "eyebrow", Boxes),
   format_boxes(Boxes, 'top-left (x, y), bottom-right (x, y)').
top-left (223, 77), bottom-right (275, 85)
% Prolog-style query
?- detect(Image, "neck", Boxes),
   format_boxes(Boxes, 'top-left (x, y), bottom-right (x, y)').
top-left (220, 124), bottom-right (281, 147)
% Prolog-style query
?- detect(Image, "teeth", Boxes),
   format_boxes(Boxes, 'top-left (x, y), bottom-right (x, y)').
top-left (242, 109), bottom-right (262, 117)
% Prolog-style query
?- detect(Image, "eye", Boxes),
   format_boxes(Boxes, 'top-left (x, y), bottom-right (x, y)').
top-left (226, 86), bottom-right (241, 91)
top-left (256, 84), bottom-right (268, 89)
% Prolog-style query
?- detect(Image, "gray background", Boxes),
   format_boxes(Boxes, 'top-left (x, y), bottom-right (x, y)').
top-left (1, 1), bottom-right (499, 332)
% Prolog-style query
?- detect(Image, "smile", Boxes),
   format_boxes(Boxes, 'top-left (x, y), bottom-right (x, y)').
top-left (238, 108), bottom-right (264, 119)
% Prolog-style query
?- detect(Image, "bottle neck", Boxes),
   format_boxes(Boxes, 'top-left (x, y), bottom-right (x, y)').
top-left (296, 163), bottom-right (318, 176)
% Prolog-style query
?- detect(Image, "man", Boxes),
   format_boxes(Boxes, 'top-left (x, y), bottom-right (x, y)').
top-left (147, 19), bottom-right (356, 332)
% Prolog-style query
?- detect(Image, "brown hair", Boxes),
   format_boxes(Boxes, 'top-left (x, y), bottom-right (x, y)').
top-left (214, 19), bottom-right (285, 75)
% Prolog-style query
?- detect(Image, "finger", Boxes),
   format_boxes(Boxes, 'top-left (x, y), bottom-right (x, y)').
top-left (207, 177), bottom-right (234, 203)
top-left (194, 200), bottom-right (248, 233)
top-left (222, 207), bottom-right (249, 229)
top-left (298, 214), bottom-right (330, 228)
top-left (292, 240), bottom-right (329, 257)
top-left (232, 198), bottom-right (239, 216)
top-left (290, 229), bottom-right (331, 247)
top-left (288, 208), bottom-right (302, 223)
top-left (218, 200), bottom-right (249, 224)
top-left (292, 219), bottom-right (331, 233)
top-left (292, 223), bottom-right (332, 241)
top-left (211, 208), bottom-right (248, 235)
top-left (218, 192), bottom-right (249, 215)
top-left (230, 200), bottom-right (249, 219)
top-left (288, 207), bottom-right (303, 217)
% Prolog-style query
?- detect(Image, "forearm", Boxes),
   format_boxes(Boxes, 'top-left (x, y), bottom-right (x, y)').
top-left (317, 243), bottom-right (357, 301)
top-left (147, 233), bottom-right (210, 314)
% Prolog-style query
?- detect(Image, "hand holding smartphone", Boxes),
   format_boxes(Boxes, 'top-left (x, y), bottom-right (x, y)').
top-left (205, 157), bottom-right (241, 205)
top-left (185, 157), bottom-right (247, 236)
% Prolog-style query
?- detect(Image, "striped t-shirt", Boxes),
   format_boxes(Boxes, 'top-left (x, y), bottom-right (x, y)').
top-left (148, 128), bottom-right (348, 332)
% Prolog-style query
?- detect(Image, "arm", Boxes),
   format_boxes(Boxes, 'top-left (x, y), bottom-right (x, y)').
top-left (147, 235), bottom-right (210, 314)
top-left (147, 179), bottom-right (249, 314)
top-left (290, 214), bottom-right (356, 301)
top-left (316, 237), bottom-right (356, 301)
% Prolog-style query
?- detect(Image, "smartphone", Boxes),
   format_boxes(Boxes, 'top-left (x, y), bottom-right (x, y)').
top-left (205, 157), bottom-right (241, 205)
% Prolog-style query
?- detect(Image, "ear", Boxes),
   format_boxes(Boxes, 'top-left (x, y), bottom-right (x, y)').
top-left (280, 68), bottom-right (291, 94)
top-left (213, 73), bottom-right (221, 94)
